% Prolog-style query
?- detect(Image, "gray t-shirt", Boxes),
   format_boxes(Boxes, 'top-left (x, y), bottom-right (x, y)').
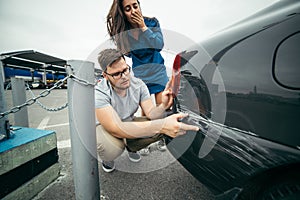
top-left (95, 76), bottom-right (150, 122)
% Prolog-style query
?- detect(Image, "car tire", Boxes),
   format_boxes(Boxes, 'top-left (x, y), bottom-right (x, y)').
top-left (238, 169), bottom-right (300, 200)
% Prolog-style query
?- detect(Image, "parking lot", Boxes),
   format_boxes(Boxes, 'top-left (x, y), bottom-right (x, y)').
top-left (4, 88), bottom-right (215, 200)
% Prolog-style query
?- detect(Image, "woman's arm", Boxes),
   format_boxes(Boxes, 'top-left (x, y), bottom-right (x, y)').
top-left (140, 18), bottom-right (164, 50)
top-left (131, 11), bottom-right (164, 49)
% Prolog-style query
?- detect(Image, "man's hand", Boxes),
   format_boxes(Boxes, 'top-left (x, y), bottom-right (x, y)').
top-left (160, 113), bottom-right (199, 138)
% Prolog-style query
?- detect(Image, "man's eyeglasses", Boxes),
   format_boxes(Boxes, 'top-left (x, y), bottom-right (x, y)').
top-left (104, 65), bottom-right (131, 80)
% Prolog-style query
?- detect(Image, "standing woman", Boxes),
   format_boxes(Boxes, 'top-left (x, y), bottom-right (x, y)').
top-left (106, 0), bottom-right (169, 108)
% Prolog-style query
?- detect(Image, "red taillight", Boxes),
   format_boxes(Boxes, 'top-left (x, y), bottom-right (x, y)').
top-left (171, 54), bottom-right (181, 97)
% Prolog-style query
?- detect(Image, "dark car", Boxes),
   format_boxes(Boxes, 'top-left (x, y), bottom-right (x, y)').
top-left (166, 0), bottom-right (300, 199)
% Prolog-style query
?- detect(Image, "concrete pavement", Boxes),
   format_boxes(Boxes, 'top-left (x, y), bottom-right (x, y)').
top-left (4, 89), bottom-right (215, 200)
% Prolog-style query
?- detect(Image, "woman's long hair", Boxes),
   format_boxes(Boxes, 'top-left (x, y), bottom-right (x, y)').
top-left (106, 0), bottom-right (141, 54)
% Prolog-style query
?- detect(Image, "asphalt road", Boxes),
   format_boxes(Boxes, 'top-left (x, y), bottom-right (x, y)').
top-left (4, 89), bottom-right (215, 200)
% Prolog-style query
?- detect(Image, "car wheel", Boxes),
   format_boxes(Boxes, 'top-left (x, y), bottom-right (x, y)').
top-left (238, 169), bottom-right (300, 200)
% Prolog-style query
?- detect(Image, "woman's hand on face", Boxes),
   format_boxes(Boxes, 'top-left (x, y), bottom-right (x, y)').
top-left (131, 10), bottom-right (146, 29)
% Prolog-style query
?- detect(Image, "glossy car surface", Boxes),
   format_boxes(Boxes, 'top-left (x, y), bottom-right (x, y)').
top-left (166, 0), bottom-right (300, 199)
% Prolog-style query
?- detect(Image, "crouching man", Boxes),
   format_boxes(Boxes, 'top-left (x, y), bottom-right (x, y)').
top-left (95, 48), bottom-right (199, 172)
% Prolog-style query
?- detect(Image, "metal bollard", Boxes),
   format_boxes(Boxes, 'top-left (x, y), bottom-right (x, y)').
top-left (0, 60), bottom-right (8, 135)
top-left (11, 77), bottom-right (29, 127)
top-left (67, 60), bottom-right (100, 200)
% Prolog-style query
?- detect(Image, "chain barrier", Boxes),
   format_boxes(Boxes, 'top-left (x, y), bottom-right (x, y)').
top-left (70, 74), bottom-right (97, 87)
top-left (26, 83), bottom-right (68, 112)
top-left (67, 63), bottom-right (98, 87)
top-left (5, 82), bottom-right (11, 90)
top-left (0, 64), bottom-right (96, 119)
top-left (0, 75), bottom-right (70, 119)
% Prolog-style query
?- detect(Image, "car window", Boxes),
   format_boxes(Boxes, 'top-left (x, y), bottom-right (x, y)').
top-left (273, 32), bottom-right (300, 90)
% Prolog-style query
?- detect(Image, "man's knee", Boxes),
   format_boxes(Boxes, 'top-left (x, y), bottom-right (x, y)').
top-left (96, 125), bottom-right (125, 161)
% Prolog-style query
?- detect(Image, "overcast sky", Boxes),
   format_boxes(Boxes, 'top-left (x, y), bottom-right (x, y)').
top-left (0, 0), bottom-right (277, 61)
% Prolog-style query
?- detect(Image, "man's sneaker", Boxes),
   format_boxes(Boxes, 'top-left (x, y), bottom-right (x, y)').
top-left (157, 139), bottom-right (167, 152)
top-left (101, 160), bottom-right (115, 173)
top-left (139, 147), bottom-right (150, 156)
top-left (127, 151), bottom-right (141, 162)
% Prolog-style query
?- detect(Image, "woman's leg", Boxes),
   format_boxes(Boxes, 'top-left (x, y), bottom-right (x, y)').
top-left (153, 92), bottom-right (167, 151)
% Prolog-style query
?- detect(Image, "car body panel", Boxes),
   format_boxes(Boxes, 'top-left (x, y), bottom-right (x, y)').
top-left (166, 0), bottom-right (300, 198)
